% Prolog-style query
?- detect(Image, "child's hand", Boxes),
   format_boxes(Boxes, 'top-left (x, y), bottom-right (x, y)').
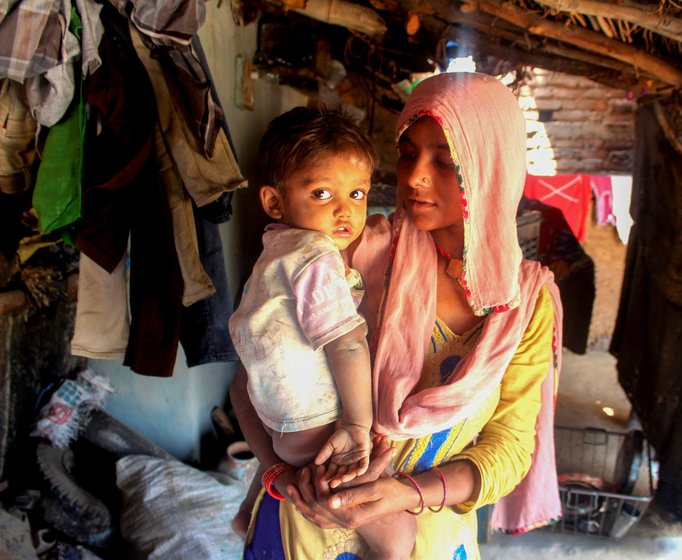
top-left (314, 424), bottom-right (371, 487)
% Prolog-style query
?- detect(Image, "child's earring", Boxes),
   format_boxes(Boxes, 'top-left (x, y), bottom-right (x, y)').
top-left (259, 185), bottom-right (283, 220)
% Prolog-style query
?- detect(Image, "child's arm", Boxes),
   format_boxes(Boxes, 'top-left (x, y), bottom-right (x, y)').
top-left (314, 323), bottom-right (373, 481)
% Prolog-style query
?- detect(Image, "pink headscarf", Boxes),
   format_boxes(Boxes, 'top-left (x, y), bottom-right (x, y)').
top-left (396, 72), bottom-right (528, 315)
top-left (352, 72), bottom-right (563, 533)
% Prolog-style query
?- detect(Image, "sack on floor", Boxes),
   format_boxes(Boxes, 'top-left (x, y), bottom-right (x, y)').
top-left (116, 455), bottom-right (245, 559)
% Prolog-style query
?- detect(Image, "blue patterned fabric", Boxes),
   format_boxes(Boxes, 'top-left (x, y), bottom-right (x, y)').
top-left (453, 544), bottom-right (468, 559)
top-left (244, 494), bottom-right (285, 560)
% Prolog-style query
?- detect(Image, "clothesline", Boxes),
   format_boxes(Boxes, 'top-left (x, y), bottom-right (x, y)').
top-left (524, 174), bottom-right (633, 244)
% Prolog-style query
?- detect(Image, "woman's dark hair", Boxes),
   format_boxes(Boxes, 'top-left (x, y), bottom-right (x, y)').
top-left (255, 105), bottom-right (379, 190)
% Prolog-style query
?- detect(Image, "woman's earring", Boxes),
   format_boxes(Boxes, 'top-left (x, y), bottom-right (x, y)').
top-left (422, 177), bottom-right (429, 184)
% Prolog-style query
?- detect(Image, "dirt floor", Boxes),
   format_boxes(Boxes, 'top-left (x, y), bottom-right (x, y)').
top-left (481, 349), bottom-right (682, 559)
top-left (581, 204), bottom-right (628, 351)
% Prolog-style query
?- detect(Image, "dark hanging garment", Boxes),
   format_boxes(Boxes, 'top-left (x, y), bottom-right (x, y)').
top-left (180, 202), bottom-right (238, 367)
top-left (76, 22), bottom-right (154, 272)
top-left (610, 94), bottom-right (682, 518)
top-left (517, 195), bottom-right (595, 354)
top-left (77, 6), bottom-right (184, 377)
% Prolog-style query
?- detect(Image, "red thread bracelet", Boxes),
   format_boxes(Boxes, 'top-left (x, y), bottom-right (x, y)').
top-left (428, 466), bottom-right (448, 512)
top-left (396, 471), bottom-right (425, 515)
top-left (261, 462), bottom-right (296, 501)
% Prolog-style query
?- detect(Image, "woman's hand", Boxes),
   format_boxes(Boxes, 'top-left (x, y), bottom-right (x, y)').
top-left (286, 435), bottom-right (414, 529)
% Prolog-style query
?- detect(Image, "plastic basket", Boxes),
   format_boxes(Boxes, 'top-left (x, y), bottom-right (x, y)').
top-left (517, 210), bottom-right (543, 260)
top-left (550, 427), bottom-right (655, 538)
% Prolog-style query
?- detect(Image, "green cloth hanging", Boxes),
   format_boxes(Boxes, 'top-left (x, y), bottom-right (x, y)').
top-left (32, 7), bottom-right (85, 234)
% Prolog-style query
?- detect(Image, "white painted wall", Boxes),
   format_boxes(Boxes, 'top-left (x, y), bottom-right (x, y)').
top-left (88, 4), bottom-right (307, 462)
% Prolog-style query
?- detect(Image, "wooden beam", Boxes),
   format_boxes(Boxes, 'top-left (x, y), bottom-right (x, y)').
top-left (464, 0), bottom-right (682, 86)
top-left (533, 0), bottom-right (682, 43)
top-left (442, 20), bottom-right (650, 88)
top-left (434, 10), bottom-right (655, 78)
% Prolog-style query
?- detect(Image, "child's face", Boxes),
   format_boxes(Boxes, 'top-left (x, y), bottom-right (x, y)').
top-left (261, 150), bottom-right (372, 251)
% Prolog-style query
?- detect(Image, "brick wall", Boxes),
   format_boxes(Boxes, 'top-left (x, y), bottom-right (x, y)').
top-left (521, 69), bottom-right (636, 175)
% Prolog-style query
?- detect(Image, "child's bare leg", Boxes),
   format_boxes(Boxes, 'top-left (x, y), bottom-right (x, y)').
top-left (356, 511), bottom-right (417, 560)
top-left (272, 423), bottom-right (336, 467)
top-left (231, 463), bottom-right (264, 538)
top-left (232, 422), bottom-right (336, 538)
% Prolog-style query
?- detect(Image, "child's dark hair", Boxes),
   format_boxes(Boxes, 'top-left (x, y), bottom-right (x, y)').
top-left (256, 105), bottom-right (379, 190)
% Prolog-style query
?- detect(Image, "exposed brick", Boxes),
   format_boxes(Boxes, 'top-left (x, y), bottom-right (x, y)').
top-left (556, 159), bottom-right (583, 173)
top-left (591, 99), bottom-right (612, 112)
top-left (604, 122), bottom-right (635, 138)
top-left (605, 112), bottom-right (636, 123)
top-left (553, 138), bottom-right (584, 148)
top-left (553, 110), bottom-right (592, 122)
top-left (530, 86), bottom-right (579, 100)
top-left (544, 122), bottom-right (583, 139)
top-left (580, 123), bottom-right (610, 138)
top-left (554, 150), bottom-right (583, 161)
top-left (542, 74), bottom-right (590, 89)
top-left (534, 98), bottom-right (562, 111)
top-left (609, 98), bottom-right (637, 114)
top-left (584, 138), bottom-right (605, 148)
top-left (583, 87), bottom-right (629, 99)
top-left (605, 151), bottom-right (634, 170)
top-left (581, 159), bottom-right (606, 170)
top-left (521, 70), bottom-right (633, 175)
top-left (581, 149), bottom-right (608, 160)
top-left (603, 139), bottom-right (633, 150)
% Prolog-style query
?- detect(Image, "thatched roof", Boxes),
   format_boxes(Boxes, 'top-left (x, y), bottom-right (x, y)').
top-left (239, 0), bottom-right (682, 94)
top-left (405, 0), bottom-right (682, 88)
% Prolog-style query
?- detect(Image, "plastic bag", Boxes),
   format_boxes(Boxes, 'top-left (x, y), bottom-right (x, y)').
top-left (31, 368), bottom-right (113, 448)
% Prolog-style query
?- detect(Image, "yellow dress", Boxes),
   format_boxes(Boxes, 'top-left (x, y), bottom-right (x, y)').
top-left (246, 286), bottom-right (554, 560)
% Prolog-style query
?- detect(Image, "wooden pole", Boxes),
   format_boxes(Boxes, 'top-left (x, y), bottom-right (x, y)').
top-left (464, 0), bottom-right (682, 86)
top-left (533, 0), bottom-right (682, 43)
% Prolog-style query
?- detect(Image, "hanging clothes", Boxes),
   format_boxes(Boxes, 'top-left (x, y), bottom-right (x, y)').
top-left (71, 251), bottom-right (130, 359)
top-left (32, 7), bottom-right (86, 234)
top-left (129, 21), bottom-right (245, 222)
top-left (180, 203), bottom-right (238, 367)
top-left (524, 174), bottom-right (592, 243)
top-left (589, 175), bottom-right (614, 226)
top-left (74, 6), bottom-right (184, 377)
top-left (517, 196), bottom-right (595, 354)
top-left (71, 3), bottom-right (241, 374)
top-left (108, 0), bottom-right (221, 158)
top-left (0, 0), bottom-right (63, 82)
top-left (0, 0), bottom-right (102, 128)
top-left (26, 0), bottom-right (104, 128)
top-left (0, 78), bottom-right (36, 195)
top-left (611, 97), bottom-right (682, 518)
top-left (610, 175), bottom-right (634, 244)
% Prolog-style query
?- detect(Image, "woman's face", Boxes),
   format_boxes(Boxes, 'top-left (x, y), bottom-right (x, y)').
top-left (396, 117), bottom-right (463, 234)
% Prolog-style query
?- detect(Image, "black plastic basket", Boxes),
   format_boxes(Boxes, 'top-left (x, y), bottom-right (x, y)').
top-left (517, 210), bottom-right (543, 261)
top-left (550, 426), bottom-right (655, 538)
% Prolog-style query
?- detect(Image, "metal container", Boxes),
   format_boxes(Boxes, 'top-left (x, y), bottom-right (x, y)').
top-left (550, 426), bottom-right (656, 538)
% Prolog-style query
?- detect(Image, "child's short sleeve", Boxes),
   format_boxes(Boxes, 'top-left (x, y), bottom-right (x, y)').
top-left (292, 252), bottom-right (366, 350)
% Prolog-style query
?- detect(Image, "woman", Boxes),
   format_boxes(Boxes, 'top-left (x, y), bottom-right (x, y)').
top-left (231, 72), bottom-right (563, 559)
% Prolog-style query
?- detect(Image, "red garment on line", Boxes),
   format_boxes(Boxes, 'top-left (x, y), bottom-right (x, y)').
top-left (524, 174), bottom-right (591, 242)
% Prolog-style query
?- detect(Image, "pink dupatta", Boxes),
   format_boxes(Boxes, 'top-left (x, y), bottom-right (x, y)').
top-left (352, 73), bottom-right (563, 533)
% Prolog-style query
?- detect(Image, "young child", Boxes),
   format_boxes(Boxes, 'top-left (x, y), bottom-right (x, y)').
top-left (228, 106), bottom-right (416, 559)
